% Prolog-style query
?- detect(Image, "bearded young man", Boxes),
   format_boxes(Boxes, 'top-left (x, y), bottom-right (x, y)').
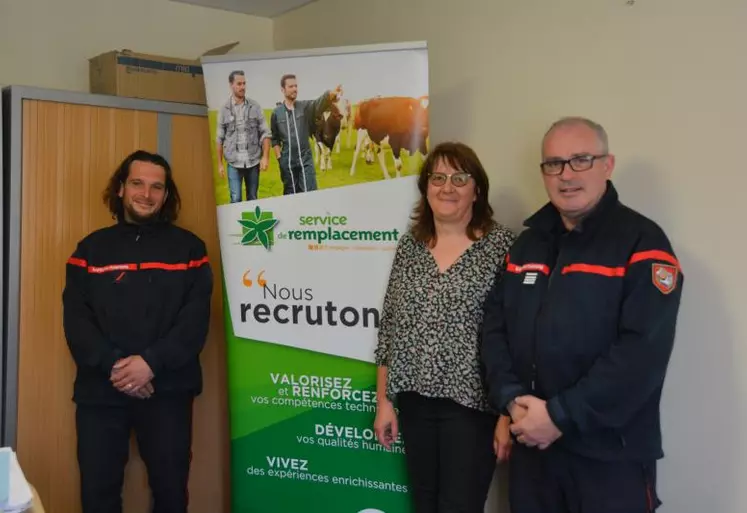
top-left (62, 150), bottom-right (213, 513)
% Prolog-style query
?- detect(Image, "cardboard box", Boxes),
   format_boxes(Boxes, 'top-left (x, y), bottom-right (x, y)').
top-left (89, 42), bottom-right (238, 105)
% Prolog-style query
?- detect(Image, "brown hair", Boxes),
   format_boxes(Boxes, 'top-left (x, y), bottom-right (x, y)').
top-left (102, 150), bottom-right (181, 223)
top-left (229, 70), bottom-right (245, 83)
top-left (281, 74), bottom-right (296, 89)
top-left (410, 141), bottom-right (495, 245)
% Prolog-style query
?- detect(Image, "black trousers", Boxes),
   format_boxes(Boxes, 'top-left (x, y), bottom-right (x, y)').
top-left (509, 443), bottom-right (662, 513)
top-left (76, 394), bottom-right (194, 513)
top-left (397, 392), bottom-right (497, 513)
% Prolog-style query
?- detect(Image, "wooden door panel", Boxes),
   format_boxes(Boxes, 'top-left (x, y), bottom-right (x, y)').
top-left (17, 100), bottom-right (158, 513)
top-left (16, 101), bottom-right (226, 513)
top-left (170, 114), bottom-right (229, 513)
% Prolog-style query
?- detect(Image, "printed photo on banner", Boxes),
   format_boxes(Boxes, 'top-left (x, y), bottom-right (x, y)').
top-left (202, 48), bottom-right (430, 206)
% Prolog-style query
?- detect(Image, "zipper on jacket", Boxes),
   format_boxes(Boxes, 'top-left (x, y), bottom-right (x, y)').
top-left (133, 226), bottom-right (154, 286)
top-left (531, 235), bottom-right (565, 393)
top-left (134, 227), bottom-right (143, 272)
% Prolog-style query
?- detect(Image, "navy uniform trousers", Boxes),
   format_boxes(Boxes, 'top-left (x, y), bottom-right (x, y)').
top-left (509, 442), bottom-right (661, 513)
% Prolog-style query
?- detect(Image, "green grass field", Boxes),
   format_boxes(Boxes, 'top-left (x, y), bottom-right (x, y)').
top-left (208, 109), bottom-right (427, 205)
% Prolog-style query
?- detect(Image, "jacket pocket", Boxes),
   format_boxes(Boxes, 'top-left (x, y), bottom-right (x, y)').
top-left (247, 119), bottom-right (261, 151)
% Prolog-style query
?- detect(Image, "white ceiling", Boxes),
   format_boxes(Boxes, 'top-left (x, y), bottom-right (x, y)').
top-left (170, 0), bottom-right (318, 18)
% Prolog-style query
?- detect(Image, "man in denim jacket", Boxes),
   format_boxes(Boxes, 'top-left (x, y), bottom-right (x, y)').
top-left (215, 70), bottom-right (271, 203)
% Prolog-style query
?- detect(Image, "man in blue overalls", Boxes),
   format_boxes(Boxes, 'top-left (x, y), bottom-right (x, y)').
top-left (270, 74), bottom-right (342, 194)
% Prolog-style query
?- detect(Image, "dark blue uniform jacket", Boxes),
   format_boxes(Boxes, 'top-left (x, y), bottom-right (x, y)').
top-left (63, 220), bottom-right (213, 405)
top-left (482, 181), bottom-right (683, 462)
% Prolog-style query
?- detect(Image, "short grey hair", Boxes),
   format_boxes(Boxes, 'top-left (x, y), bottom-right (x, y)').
top-left (543, 116), bottom-right (609, 153)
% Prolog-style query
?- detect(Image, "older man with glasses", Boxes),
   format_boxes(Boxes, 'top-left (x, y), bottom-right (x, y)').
top-left (481, 117), bottom-right (684, 513)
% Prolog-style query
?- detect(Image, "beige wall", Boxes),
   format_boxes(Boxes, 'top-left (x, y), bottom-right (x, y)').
top-left (2, 0), bottom-right (744, 511)
top-left (276, 1), bottom-right (747, 513)
top-left (0, 0), bottom-right (273, 93)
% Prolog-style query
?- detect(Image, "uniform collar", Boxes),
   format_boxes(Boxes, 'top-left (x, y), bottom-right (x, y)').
top-left (524, 180), bottom-right (619, 236)
top-left (116, 217), bottom-right (170, 234)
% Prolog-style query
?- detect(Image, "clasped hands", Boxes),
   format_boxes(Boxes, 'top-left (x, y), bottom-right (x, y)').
top-left (507, 395), bottom-right (562, 450)
top-left (110, 355), bottom-right (155, 399)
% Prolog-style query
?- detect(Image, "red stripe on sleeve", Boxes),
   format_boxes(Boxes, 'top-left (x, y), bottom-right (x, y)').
top-left (628, 250), bottom-right (680, 269)
top-left (561, 250), bottom-right (680, 277)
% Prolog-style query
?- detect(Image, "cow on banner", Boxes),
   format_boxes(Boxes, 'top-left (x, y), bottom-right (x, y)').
top-left (339, 98), bottom-right (352, 149)
top-left (312, 97), bottom-right (350, 172)
top-left (350, 95), bottom-right (430, 179)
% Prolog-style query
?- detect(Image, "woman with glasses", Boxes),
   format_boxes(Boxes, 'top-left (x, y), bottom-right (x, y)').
top-left (374, 141), bottom-right (516, 513)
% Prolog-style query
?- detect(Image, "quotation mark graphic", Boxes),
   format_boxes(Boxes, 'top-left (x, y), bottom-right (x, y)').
top-left (242, 269), bottom-right (267, 288)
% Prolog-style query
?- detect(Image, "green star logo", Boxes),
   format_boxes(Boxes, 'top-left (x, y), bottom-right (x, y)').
top-left (238, 206), bottom-right (278, 249)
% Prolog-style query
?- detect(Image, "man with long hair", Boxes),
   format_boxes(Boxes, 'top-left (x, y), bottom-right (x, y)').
top-left (62, 150), bottom-right (213, 513)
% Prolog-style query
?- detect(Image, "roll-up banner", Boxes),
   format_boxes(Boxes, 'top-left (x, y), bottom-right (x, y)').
top-left (201, 41), bottom-right (429, 513)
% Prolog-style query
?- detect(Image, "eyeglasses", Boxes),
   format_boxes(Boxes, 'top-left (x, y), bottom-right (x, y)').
top-left (540, 154), bottom-right (607, 176)
top-left (428, 172), bottom-right (472, 187)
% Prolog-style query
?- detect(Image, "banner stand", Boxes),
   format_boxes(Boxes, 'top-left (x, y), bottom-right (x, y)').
top-left (201, 41), bottom-right (429, 513)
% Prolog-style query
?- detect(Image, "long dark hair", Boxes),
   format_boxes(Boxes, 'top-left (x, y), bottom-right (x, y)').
top-left (410, 141), bottom-right (495, 245)
top-left (102, 150), bottom-right (181, 223)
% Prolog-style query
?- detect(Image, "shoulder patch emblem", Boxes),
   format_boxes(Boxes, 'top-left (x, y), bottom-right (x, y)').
top-left (652, 263), bottom-right (678, 294)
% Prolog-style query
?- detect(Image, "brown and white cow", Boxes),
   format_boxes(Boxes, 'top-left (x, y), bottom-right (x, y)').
top-left (350, 96), bottom-right (429, 179)
top-left (312, 96), bottom-right (349, 172)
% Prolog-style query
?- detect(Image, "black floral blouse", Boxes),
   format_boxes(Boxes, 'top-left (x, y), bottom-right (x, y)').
top-left (375, 224), bottom-right (516, 413)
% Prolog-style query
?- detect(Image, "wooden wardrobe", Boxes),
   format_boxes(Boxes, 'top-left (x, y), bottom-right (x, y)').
top-left (1, 86), bottom-right (229, 513)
